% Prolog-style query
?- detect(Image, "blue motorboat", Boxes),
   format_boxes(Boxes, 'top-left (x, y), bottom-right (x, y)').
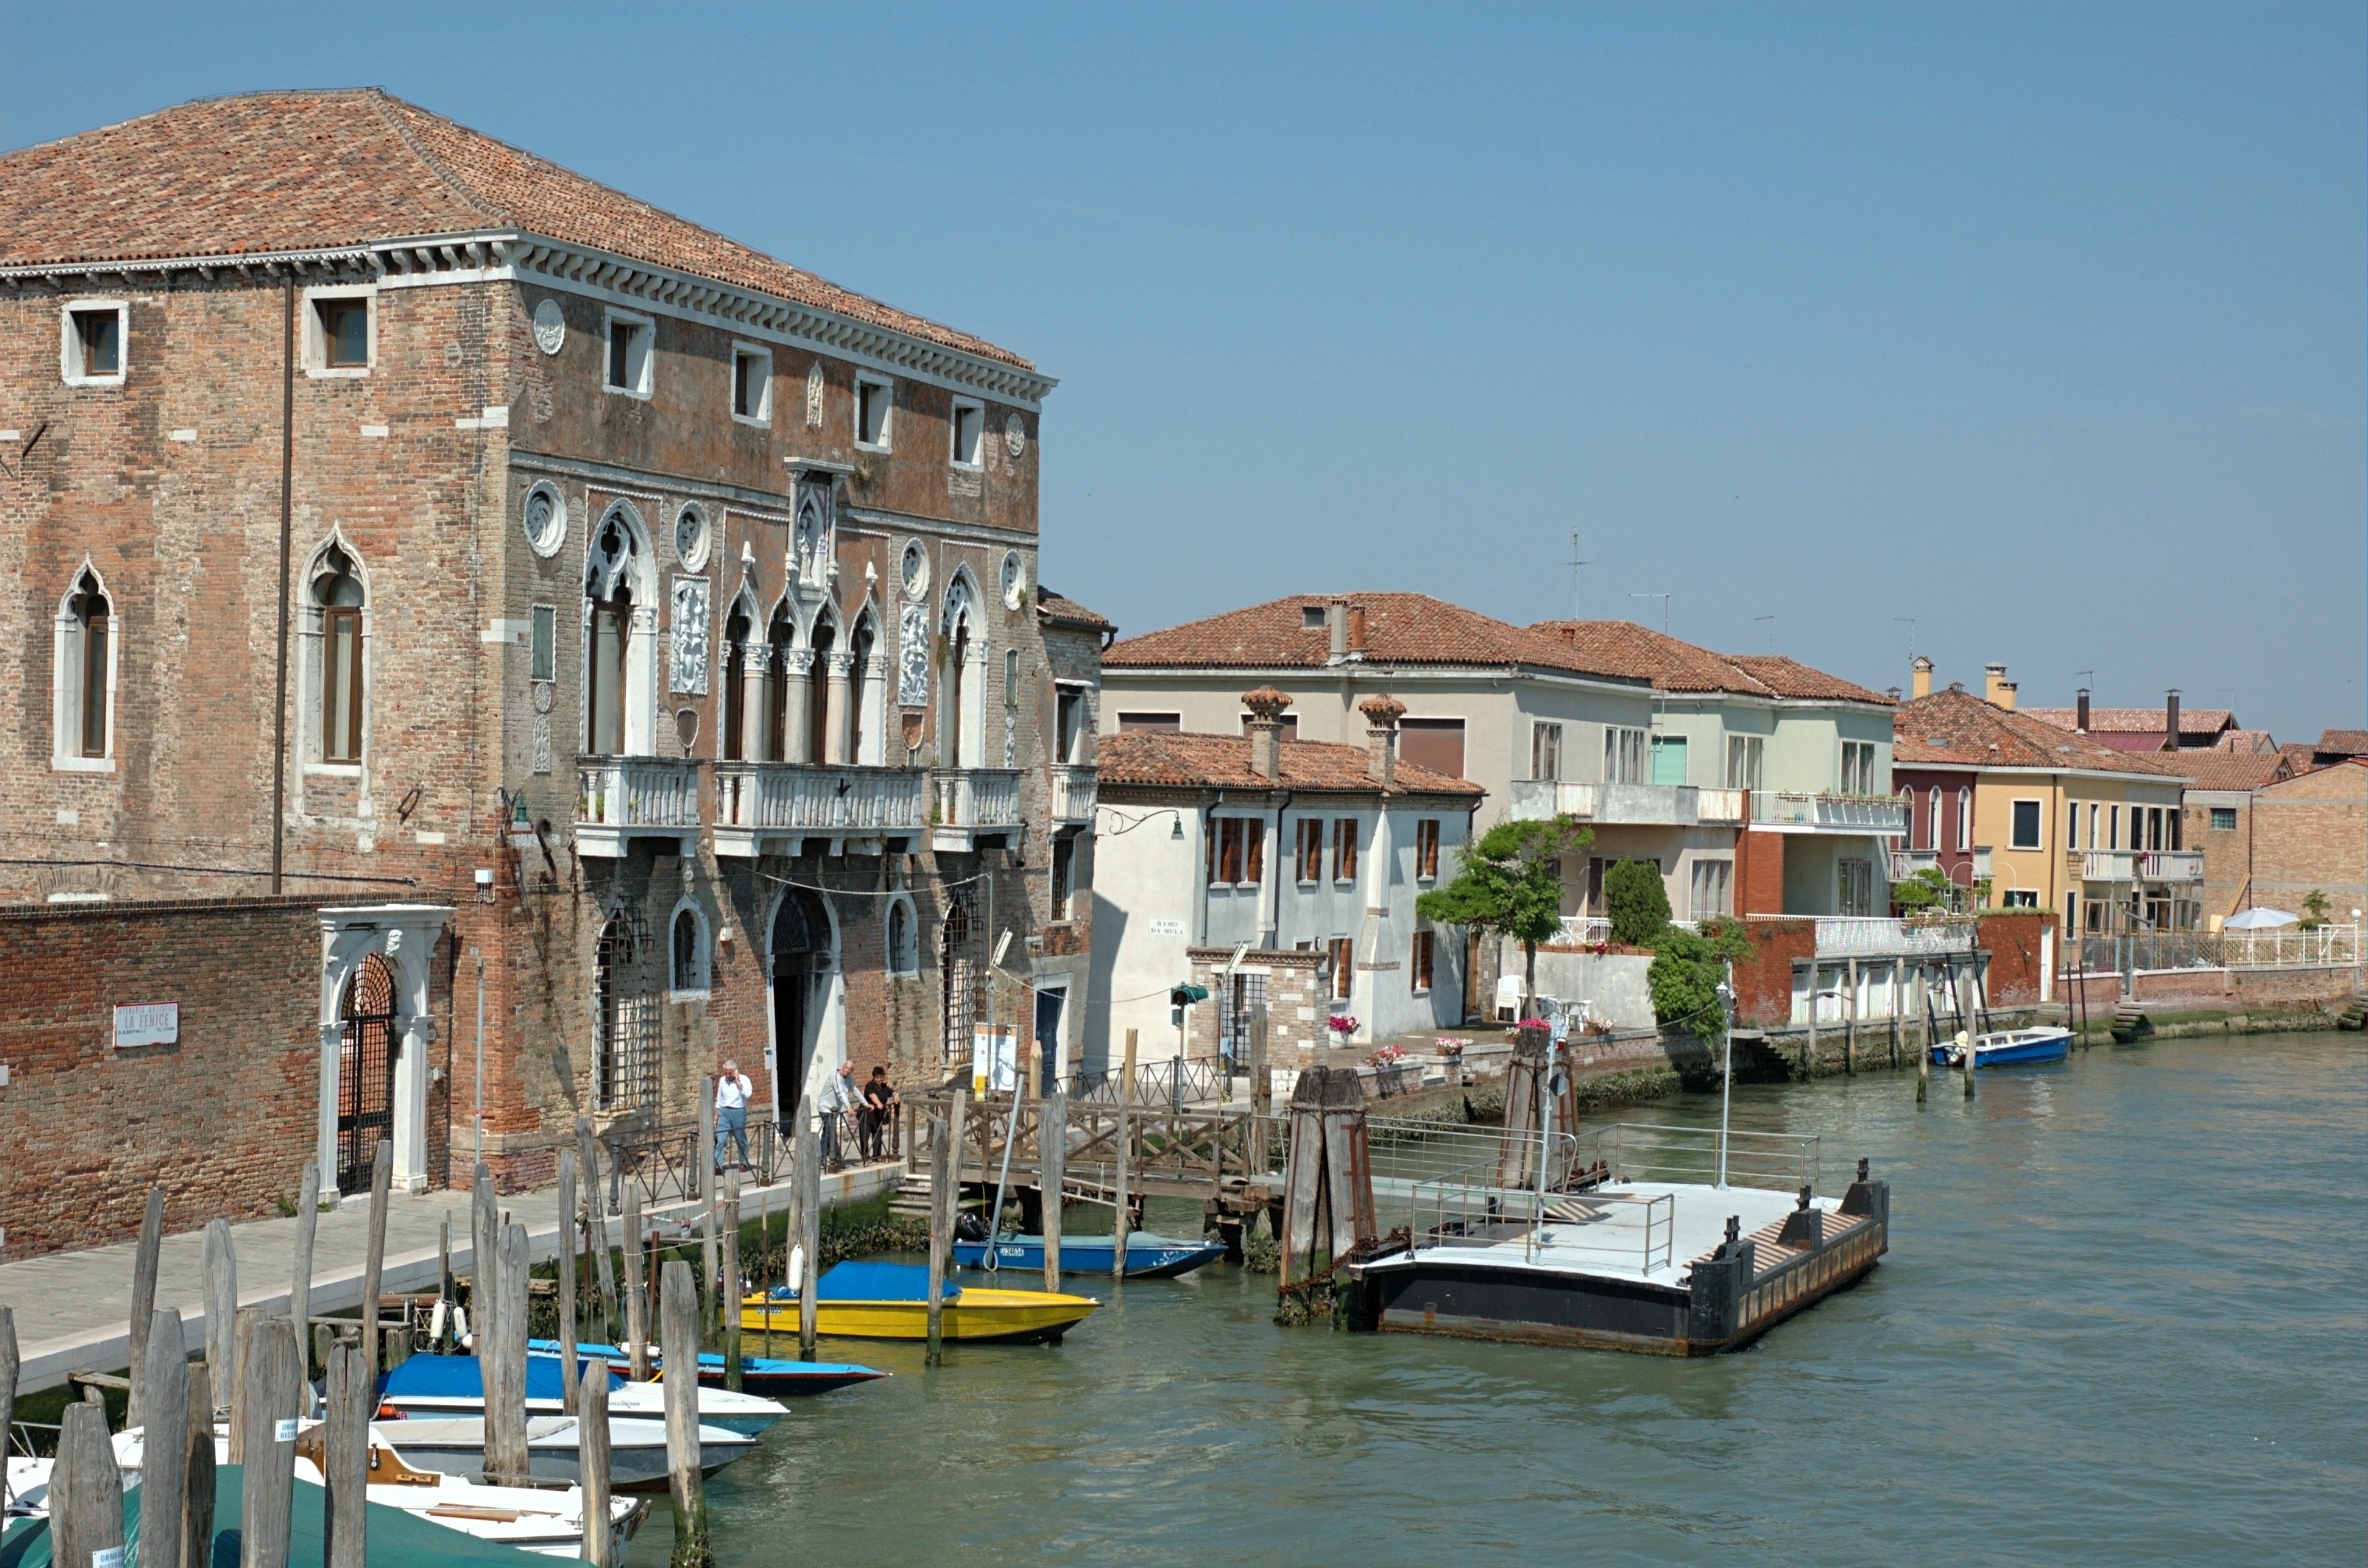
top-left (528, 1337), bottom-right (886, 1399)
top-left (1931, 1026), bottom-right (2073, 1069)
top-left (953, 1232), bottom-right (1228, 1279)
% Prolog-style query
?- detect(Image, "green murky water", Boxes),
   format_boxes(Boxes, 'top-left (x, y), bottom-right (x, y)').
top-left (667, 1033), bottom-right (2364, 1564)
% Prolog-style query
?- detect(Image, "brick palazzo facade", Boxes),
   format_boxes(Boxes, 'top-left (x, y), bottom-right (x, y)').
top-left (0, 90), bottom-right (1104, 1226)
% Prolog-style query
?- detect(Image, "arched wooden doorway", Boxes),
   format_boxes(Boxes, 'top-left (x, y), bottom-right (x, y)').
top-left (337, 954), bottom-right (398, 1191)
top-left (771, 888), bottom-right (832, 1121)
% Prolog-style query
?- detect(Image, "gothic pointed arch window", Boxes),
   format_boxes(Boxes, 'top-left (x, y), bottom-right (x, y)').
top-left (847, 606), bottom-right (879, 765)
top-left (721, 596), bottom-right (754, 762)
top-left (938, 575), bottom-right (978, 769)
top-left (670, 899), bottom-right (710, 996)
top-left (939, 895), bottom-right (975, 1065)
top-left (585, 507), bottom-right (642, 756)
top-left (594, 910), bottom-right (658, 1110)
top-left (55, 567), bottom-right (114, 765)
top-left (312, 543), bottom-right (366, 763)
top-left (764, 602), bottom-right (797, 761)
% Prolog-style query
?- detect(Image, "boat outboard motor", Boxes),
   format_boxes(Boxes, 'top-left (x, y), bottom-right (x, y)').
top-left (955, 1212), bottom-right (990, 1242)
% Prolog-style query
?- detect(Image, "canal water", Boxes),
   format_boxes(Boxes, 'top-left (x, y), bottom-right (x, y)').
top-left (684, 1033), bottom-right (2363, 1564)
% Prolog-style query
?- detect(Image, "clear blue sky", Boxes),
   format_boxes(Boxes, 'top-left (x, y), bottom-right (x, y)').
top-left (6, 3), bottom-right (2361, 738)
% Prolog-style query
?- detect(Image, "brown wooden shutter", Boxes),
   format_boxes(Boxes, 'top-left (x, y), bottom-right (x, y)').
top-left (1398, 718), bottom-right (1465, 777)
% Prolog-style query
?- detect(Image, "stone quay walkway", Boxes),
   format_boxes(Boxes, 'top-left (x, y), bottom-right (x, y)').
top-left (0, 1159), bottom-right (903, 1394)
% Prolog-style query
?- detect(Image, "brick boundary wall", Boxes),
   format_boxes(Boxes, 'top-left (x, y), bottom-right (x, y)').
top-left (0, 897), bottom-right (453, 1260)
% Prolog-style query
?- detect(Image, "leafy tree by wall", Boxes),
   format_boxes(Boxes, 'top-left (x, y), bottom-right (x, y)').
top-left (1603, 859), bottom-right (1671, 946)
top-left (1416, 816), bottom-right (1592, 1019)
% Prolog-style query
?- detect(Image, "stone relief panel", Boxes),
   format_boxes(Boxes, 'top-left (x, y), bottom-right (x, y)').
top-left (897, 602), bottom-right (931, 706)
top-left (670, 576), bottom-right (711, 695)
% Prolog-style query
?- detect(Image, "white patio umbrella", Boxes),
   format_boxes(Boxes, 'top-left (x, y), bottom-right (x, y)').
top-left (2223, 907), bottom-right (2299, 929)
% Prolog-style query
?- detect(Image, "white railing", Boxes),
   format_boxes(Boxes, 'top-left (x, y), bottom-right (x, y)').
top-left (1815, 915), bottom-right (1977, 957)
top-left (1050, 762), bottom-right (1097, 824)
top-left (1509, 779), bottom-right (1599, 820)
top-left (712, 762), bottom-right (928, 833)
top-left (576, 756), bottom-right (701, 853)
top-left (2221, 924), bottom-right (2360, 969)
top-left (2139, 850), bottom-right (2204, 882)
top-left (1752, 792), bottom-right (1908, 833)
top-left (1507, 780), bottom-right (1712, 826)
top-left (1549, 915), bottom-right (1612, 948)
top-left (2080, 849), bottom-right (2137, 881)
top-left (934, 768), bottom-right (1024, 829)
top-left (1697, 786), bottom-right (1748, 823)
top-left (1889, 848), bottom-right (1939, 881)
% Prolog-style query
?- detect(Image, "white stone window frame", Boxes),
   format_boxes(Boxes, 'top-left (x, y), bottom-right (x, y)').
top-left (51, 559), bottom-right (118, 772)
top-left (668, 896), bottom-right (713, 1000)
top-left (2009, 796), bottom-right (2045, 852)
top-left (301, 282), bottom-right (377, 380)
top-left (298, 533), bottom-right (374, 782)
top-left (581, 498), bottom-right (661, 758)
top-left (854, 372), bottom-right (895, 452)
top-left (603, 306), bottom-right (656, 401)
top-left (60, 298), bottom-right (129, 388)
top-left (730, 341), bottom-right (773, 427)
top-left (949, 396), bottom-right (986, 470)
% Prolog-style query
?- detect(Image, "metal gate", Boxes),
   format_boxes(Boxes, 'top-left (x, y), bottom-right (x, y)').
top-left (940, 895), bottom-right (974, 1067)
top-left (1220, 971), bottom-right (1267, 1065)
top-left (337, 954), bottom-right (398, 1190)
top-left (596, 912), bottom-right (659, 1111)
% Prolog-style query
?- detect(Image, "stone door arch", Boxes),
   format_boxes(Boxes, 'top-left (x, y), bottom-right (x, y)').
top-left (316, 903), bottom-right (451, 1199)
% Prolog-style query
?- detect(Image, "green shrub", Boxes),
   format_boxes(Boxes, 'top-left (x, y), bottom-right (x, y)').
top-left (1645, 918), bottom-right (1753, 1033)
top-left (1603, 859), bottom-right (1671, 945)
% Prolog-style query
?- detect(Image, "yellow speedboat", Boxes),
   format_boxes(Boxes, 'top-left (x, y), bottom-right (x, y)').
top-left (740, 1261), bottom-right (1098, 1344)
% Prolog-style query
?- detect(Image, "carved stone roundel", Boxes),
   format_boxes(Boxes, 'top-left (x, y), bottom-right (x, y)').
top-left (1003, 413), bottom-right (1027, 457)
top-left (522, 482), bottom-right (567, 558)
top-left (532, 299), bottom-right (566, 355)
top-left (899, 542), bottom-right (929, 602)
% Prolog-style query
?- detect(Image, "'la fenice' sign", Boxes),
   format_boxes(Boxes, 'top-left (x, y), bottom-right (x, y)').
top-left (113, 1002), bottom-right (179, 1048)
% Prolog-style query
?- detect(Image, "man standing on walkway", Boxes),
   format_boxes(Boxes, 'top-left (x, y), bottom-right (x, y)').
top-left (816, 1058), bottom-right (859, 1172)
top-left (715, 1058), bottom-right (754, 1172)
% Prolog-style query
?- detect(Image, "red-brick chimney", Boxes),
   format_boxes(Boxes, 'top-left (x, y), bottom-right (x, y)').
top-left (1346, 602), bottom-right (1369, 657)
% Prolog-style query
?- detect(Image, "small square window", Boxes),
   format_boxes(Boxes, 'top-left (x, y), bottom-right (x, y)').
top-left (2010, 799), bottom-right (2042, 850)
top-left (605, 313), bottom-right (653, 397)
top-left (1301, 606), bottom-right (1327, 630)
top-left (531, 605), bottom-right (557, 683)
top-left (2209, 807), bottom-right (2237, 832)
top-left (317, 299), bottom-right (369, 369)
top-left (731, 345), bottom-right (772, 422)
top-left (950, 398), bottom-right (984, 467)
top-left (62, 302), bottom-right (127, 385)
top-left (855, 376), bottom-right (892, 449)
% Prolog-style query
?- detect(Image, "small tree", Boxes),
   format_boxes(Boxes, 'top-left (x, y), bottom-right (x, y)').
top-left (1603, 859), bottom-right (1672, 946)
top-left (1892, 866), bottom-right (1953, 916)
top-left (2300, 889), bottom-right (2332, 930)
top-left (1416, 816), bottom-right (1591, 1020)
top-left (1646, 919), bottom-right (1755, 1036)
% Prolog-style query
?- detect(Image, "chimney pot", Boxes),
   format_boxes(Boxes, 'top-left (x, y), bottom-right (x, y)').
top-left (1242, 686), bottom-right (1293, 782)
top-left (1326, 597), bottom-right (1349, 663)
top-left (1346, 602), bottom-right (1369, 657)
top-left (1998, 680), bottom-right (2016, 712)
top-left (1910, 655), bottom-right (1933, 700)
top-left (2165, 689), bottom-right (2181, 751)
top-left (1359, 694), bottom-right (1406, 786)
top-left (1983, 663), bottom-right (2008, 705)
top-left (2076, 687), bottom-right (2091, 733)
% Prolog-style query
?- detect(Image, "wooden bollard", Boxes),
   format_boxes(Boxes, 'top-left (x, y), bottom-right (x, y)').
top-left (698, 1093), bottom-right (719, 1330)
top-left (1113, 1030), bottom-right (1138, 1282)
top-left (289, 1162), bottom-right (320, 1377)
top-left (184, 1362), bottom-right (217, 1568)
top-left (559, 1147), bottom-right (581, 1413)
top-left (924, 1104), bottom-right (953, 1366)
top-left (436, 1216), bottom-right (453, 1351)
top-left (659, 1259), bottom-right (712, 1568)
top-left (1041, 1089), bottom-right (1066, 1291)
top-left (360, 1139), bottom-right (392, 1374)
top-left (486, 1220), bottom-right (532, 1484)
top-left (578, 1118), bottom-right (620, 1345)
top-left (227, 1306), bottom-right (266, 1464)
top-left (472, 1162), bottom-right (500, 1349)
top-left (239, 1315), bottom-right (304, 1568)
top-left (127, 1187), bottom-right (164, 1428)
top-left (52, 1400), bottom-right (124, 1568)
top-left (314, 1324), bottom-right (337, 1390)
top-left (578, 1360), bottom-right (614, 1566)
top-left (140, 1308), bottom-right (191, 1568)
top-left (622, 1188), bottom-right (650, 1382)
top-left (323, 1337), bottom-right (372, 1568)
top-left (203, 1217), bottom-right (238, 1416)
top-left (720, 1167), bottom-right (743, 1390)
top-left (797, 1126), bottom-right (819, 1364)
top-left (0, 1306), bottom-right (16, 1515)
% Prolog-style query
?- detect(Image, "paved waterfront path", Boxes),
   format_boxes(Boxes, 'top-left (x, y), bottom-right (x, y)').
top-left (0, 1160), bottom-right (903, 1394)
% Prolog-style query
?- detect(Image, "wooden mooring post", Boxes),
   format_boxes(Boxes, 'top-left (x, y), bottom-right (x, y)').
top-left (925, 1096), bottom-right (958, 1366)
top-left (720, 1167), bottom-right (744, 1389)
top-left (0, 1308), bottom-right (16, 1515)
top-left (203, 1217), bottom-right (237, 1416)
top-left (1112, 1029), bottom-right (1138, 1281)
top-left (140, 1308), bottom-right (191, 1568)
top-left (578, 1118), bottom-right (620, 1344)
top-left (360, 1139), bottom-right (392, 1374)
top-left (578, 1359), bottom-right (615, 1566)
top-left (227, 1306), bottom-right (264, 1464)
top-left (1041, 1087), bottom-right (1066, 1291)
top-left (796, 1127), bottom-right (819, 1364)
top-left (323, 1337), bottom-right (372, 1568)
top-left (659, 1259), bottom-right (712, 1568)
top-left (239, 1315), bottom-right (303, 1568)
top-left (486, 1220), bottom-right (532, 1483)
top-left (1278, 1064), bottom-right (1377, 1301)
top-left (559, 1146), bottom-right (582, 1411)
top-left (126, 1186), bottom-right (164, 1428)
top-left (51, 1400), bottom-right (124, 1568)
top-left (288, 1163), bottom-right (320, 1376)
top-left (622, 1188), bottom-right (651, 1381)
top-left (472, 1162), bottom-right (499, 1344)
top-left (183, 1361), bottom-right (216, 1568)
top-left (698, 1093), bottom-right (719, 1330)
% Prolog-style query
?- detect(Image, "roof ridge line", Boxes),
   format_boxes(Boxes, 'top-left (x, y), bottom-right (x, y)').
top-left (366, 90), bottom-right (507, 228)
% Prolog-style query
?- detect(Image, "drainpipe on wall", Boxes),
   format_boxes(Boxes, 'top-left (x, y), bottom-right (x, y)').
top-left (270, 277), bottom-right (297, 893)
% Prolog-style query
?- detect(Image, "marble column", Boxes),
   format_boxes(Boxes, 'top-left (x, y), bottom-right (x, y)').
top-left (737, 643), bottom-right (768, 761)
top-left (782, 649), bottom-right (815, 764)
top-left (822, 652), bottom-right (853, 766)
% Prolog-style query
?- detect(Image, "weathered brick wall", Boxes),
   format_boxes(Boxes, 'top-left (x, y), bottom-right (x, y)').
top-left (0, 896), bottom-right (452, 1259)
top-left (1185, 949), bottom-right (1324, 1061)
top-left (1737, 828), bottom-right (1786, 917)
top-left (2252, 765), bottom-right (2366, 917)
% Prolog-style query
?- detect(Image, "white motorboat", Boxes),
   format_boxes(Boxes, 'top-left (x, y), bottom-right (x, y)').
top-left (379, 1351), bottom-right (787, 1436)
top-left (366, 1414), bottom-right (754, 1493)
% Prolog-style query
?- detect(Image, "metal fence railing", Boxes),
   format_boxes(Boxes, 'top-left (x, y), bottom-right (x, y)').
top-left (1408, 1155), bottom-right (1677, 1275)
top-left (1574, 1122), bottom-right (1821, 1195)
top-left (2075, 925), bottom-right (2361, 974)
top-left (1062, 1057), bottom-right (1236, 1108)
top-left (596, 1104), bottom-right (900, 1211)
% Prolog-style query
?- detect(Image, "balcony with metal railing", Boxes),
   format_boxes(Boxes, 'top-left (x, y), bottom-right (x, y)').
top-left (1509, 779), bottom-right (1734, 827)
top-left (574, 756), bottom-right (702, 857)
top-left (1813, 915), bottom-right (1978, 957)
top-left (2139, 849), bottom-right (2204, 882)
top-left (1050, 762), bottom-right (1097, 826)
top-left (1751, 792), bottom-right (1909, 834)
top-left (1889, 847), bottom-right (1939, 881)
top-left (931, 768), bottom-right (1025, 852)
top-left (711, 762), bottom-right (930, 857)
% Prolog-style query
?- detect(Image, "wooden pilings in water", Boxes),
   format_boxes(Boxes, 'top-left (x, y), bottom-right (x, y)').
top-left (622, 1187), bottom-right (651, 1381)
top-left (578, 1117), bottom-right (620, 1345)
top-left (719, 1167), bottom-right (744, 1389)
top-left (558, 1147), bottom-right (581, 1412)
top-left (659, 1259), bottom-right (712, 1568)
top-left (323, 1337), bottom-right (372, 1568)
top-left (203, 1217), bottom-right (237, 1416)
top-left (795, 1130), bottom-right (819, 1364)
top-left (698, 1093), bottom-right (718, 1330)
top-left (1112, 1029), bottom-right (1138, 1281)
top-left (1040, 1087), bottom-right (1066, 1291)
top-left (578, 1361), bottom-right (614, 1566)
top-left (359, 1139), bottom-right (392, 1374)
top-left (184, 1362), bottom-right (216, 1568)
top-left (238, 1314), bottom-right (304, 1568)
top-left (926, 1090), bottom-right (967, 1366)
top-left (485, 1220), bottom-right (532, 1484)
top-left (1497, 1029), bottom-right (1572, 1187)
top-left (51, 1400), bottom-right (123, 1568)
top-left (1278, 1064), bottom-right (1377, 1305)
top-left (0, 1308), bottom-right (16, 1515)
top-left (126, 1187), bottom-right (164, 1428)
top-left (288, 1163), bottom-right (320, 1374)
top-left (140, 1308), bottom-right (191, 1568)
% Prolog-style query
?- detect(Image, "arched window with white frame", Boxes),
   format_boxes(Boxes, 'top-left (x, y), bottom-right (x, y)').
top-left (583, 503), bottom-right (655, 757)
top-left (54, 566), bottom-right (115, 767)
top-left (669, 899), bottom-right (710, 996)
top-left (309, 542), bottom-right (367, 765)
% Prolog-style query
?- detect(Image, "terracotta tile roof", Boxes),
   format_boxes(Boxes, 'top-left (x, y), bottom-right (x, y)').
top-left (2314, 728), bottom-right (2368, 758)
top-left (2179, 752), bottom-right (2295, 792)
top-left (1892, 736), bottom-right (1976, 767)
top-left (1894, 689), bottom-right (2189, 778)
top-left (1034, 585), bottom-right (1112, 634)
top-left (1097, 732), bottom-right (1483, 798)
top-left (2024, 706), bottom-right (2235, 737)
top-left (1104, 594), bottom-right (1641, 680)
top-left (2212, 729), bottom-right (2278, 754)
top-left (1531, 622), bottom-right (1892, 705)
top-left (0, 89), bottom-right (1028, 369)
top-left (1724, 653), bottom-right (1891, 705)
